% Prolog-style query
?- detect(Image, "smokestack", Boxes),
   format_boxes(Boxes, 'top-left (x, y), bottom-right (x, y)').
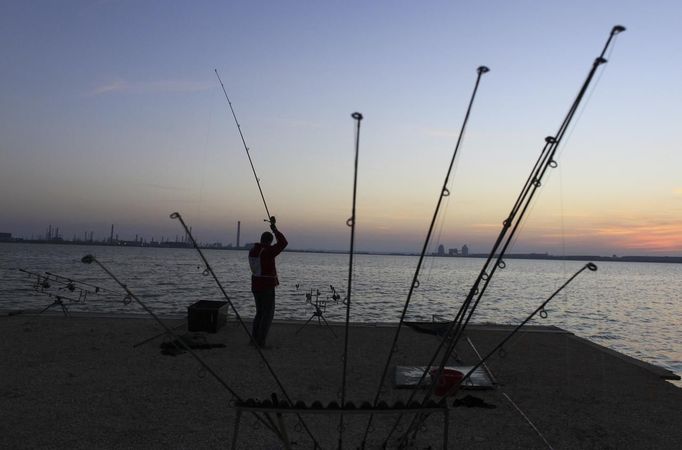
top-left (237, 221), bottom-right (241, 248)
top-left (110, 224), bottom-right (114, 243)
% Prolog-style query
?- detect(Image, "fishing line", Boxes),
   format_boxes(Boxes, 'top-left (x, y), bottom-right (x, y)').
top-left (169, 212), bottom-right (321, 448)
top-left (424, 100), bottom-right (471, 290)
top-left (179, 214), bottom-right (327, 444)
top-left (502, 393), bottom-right (555, 450)
top-left (418, 181), bottom-right (454, 318)
top-left (79, 254), bottom-right (281, 437)
top-left (390, 24), bottom-right (626, 446)
top-left (554, 31), bottom-right (621, 162)
top-left (360, 65), bottom-right (489, 448)
top-left (445, 25), bottom-right (624, 354)
top-left (468, 335), bottom-right (551, 448)
top-left (420, 162), bottom-right (463, 321)
top-left (545, 34), bottom-right (621, 305)
top-left (337, 111), bottom-right (363, 450)
top-left (214, 69), bottom-right (273, 223)
top-left (394, 263), bottom-right (598, 447)
top-left (557, 155), bottom-right (570, 310)
top-left (194, 84), bottom-right (217, 222)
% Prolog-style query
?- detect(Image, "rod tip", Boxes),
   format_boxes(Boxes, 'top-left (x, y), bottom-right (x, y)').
top-left (81, 255), bottom-right (95, 264)
top-left (477, 66), bottom-right (490, 74)
top-left (351, 112), bottom-right (363, 120)
top-left (587, 262), bottom-right (598, 271)
top-left (170, 212), bottom-right (180, 219)
top-left (612, 25), bottom-right (626, 34)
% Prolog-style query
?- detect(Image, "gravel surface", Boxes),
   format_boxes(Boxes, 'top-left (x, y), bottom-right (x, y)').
top-left (1, 314), bottom-right (681, 449)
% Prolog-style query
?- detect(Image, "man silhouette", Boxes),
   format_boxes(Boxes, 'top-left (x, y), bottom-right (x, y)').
top-left (248, 216), bottom-right (287, 348)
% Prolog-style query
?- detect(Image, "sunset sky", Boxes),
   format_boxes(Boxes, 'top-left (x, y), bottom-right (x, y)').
top-left (1, 1), bottom-right (680, 256)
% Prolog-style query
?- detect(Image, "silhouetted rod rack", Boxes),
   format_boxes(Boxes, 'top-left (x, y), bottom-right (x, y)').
top-left (235, 398), bottom-right (448, 411)
top-left (231, 396), bottom-right (450, 449)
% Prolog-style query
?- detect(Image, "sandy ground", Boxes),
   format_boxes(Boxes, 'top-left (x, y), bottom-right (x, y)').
top-left (1, 313), bottom-right (681, 449)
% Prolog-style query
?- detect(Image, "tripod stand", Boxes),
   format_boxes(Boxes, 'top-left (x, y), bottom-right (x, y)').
top-left (295, 288), bottom-right (336, 337)
top-left (38, 294), bottom-right (72, 317)
top-left (18, 268), bottom-right (104, 317)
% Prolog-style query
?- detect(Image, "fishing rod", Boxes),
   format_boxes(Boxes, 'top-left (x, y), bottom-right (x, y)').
top-left (440, 23), bottom-right (625, 366)
top-left (18, 268), bottom-right (106, 307)
top-left (79, 254), bottom-right (284, 440)
top-left (386, 24), bottom-right (625, 447)
top-left (19, 268), bottom-right (104, 295)
top-left (44, 271), bottom-right (109, 293)
top-left (170, 212), bottom-right (322, 449)
top-left (395, 263), bottom-right (597, 448)
top-left (360, 65), bottom-right (489, 448)
top-left (337, 111), bottom-right (363, 450)
top-left (214, 69), bottom-right (273, 223)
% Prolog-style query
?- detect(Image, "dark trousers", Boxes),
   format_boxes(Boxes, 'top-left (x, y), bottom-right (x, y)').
top-left (252, 288), bottom-right (275, 346)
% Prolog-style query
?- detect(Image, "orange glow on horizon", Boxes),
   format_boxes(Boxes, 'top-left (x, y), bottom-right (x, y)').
top-left (594, 223), bottom-right (682, 252)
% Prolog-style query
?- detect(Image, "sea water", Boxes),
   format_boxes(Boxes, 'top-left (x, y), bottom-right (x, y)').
top-left (1, 242), bottom-right (680, 383)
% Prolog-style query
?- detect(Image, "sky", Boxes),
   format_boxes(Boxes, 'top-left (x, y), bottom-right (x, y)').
top-left (1, 0), bottom-right (680, 256)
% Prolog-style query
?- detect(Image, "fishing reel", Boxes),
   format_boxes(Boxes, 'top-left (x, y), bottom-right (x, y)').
top-left (329, 284), bottom-right (349, 306)
top-left (19, 268), bottom-right (103, 304)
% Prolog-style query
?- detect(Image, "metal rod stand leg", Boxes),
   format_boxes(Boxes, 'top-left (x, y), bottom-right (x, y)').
top-left (443, 407), bottom-right (449, 450)
top-left (231, 409), bottom-right (242, 450)
top-left (295, 313), bottom-right (318, 335)
top-left (276, 413), bottom-right (292, 450)
top-left (319, 313), bottom-right (337, 337)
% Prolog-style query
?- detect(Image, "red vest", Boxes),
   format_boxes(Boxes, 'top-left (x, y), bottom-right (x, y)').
top-left (249, 230), bottom-right (287, 292)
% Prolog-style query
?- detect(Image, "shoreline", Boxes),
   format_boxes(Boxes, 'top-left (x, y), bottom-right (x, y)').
top-left (2, 240), bottom-right (681, 264)
top-left (2, 314), bottom-right (681, 448)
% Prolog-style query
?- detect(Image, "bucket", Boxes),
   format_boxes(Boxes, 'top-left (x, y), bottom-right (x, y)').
top-left (430, 368), bottom-right (464, 397)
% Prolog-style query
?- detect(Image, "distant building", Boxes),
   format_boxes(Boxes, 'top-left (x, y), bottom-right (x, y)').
top-left (461, 244), bottom-right (469, 256)
top-left (437, 244), bottom-right (445, 256)
top-left (0, 232), bottom-right (11, 241)
top-left (448, 248), bottom-right (459, 256)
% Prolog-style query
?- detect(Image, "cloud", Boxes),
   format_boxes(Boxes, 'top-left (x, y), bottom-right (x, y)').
top-left (592, 221), bottom-right (682, 252)
top-left (89, 79), bottom-right (212, 96)
top-left (90, 80), bottom-right (128, 95)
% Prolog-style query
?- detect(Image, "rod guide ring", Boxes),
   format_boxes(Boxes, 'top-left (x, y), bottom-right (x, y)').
top-left (170, 212), bottom-right (180, 219)
top-left (351, 112), bottom-right (363, 120)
